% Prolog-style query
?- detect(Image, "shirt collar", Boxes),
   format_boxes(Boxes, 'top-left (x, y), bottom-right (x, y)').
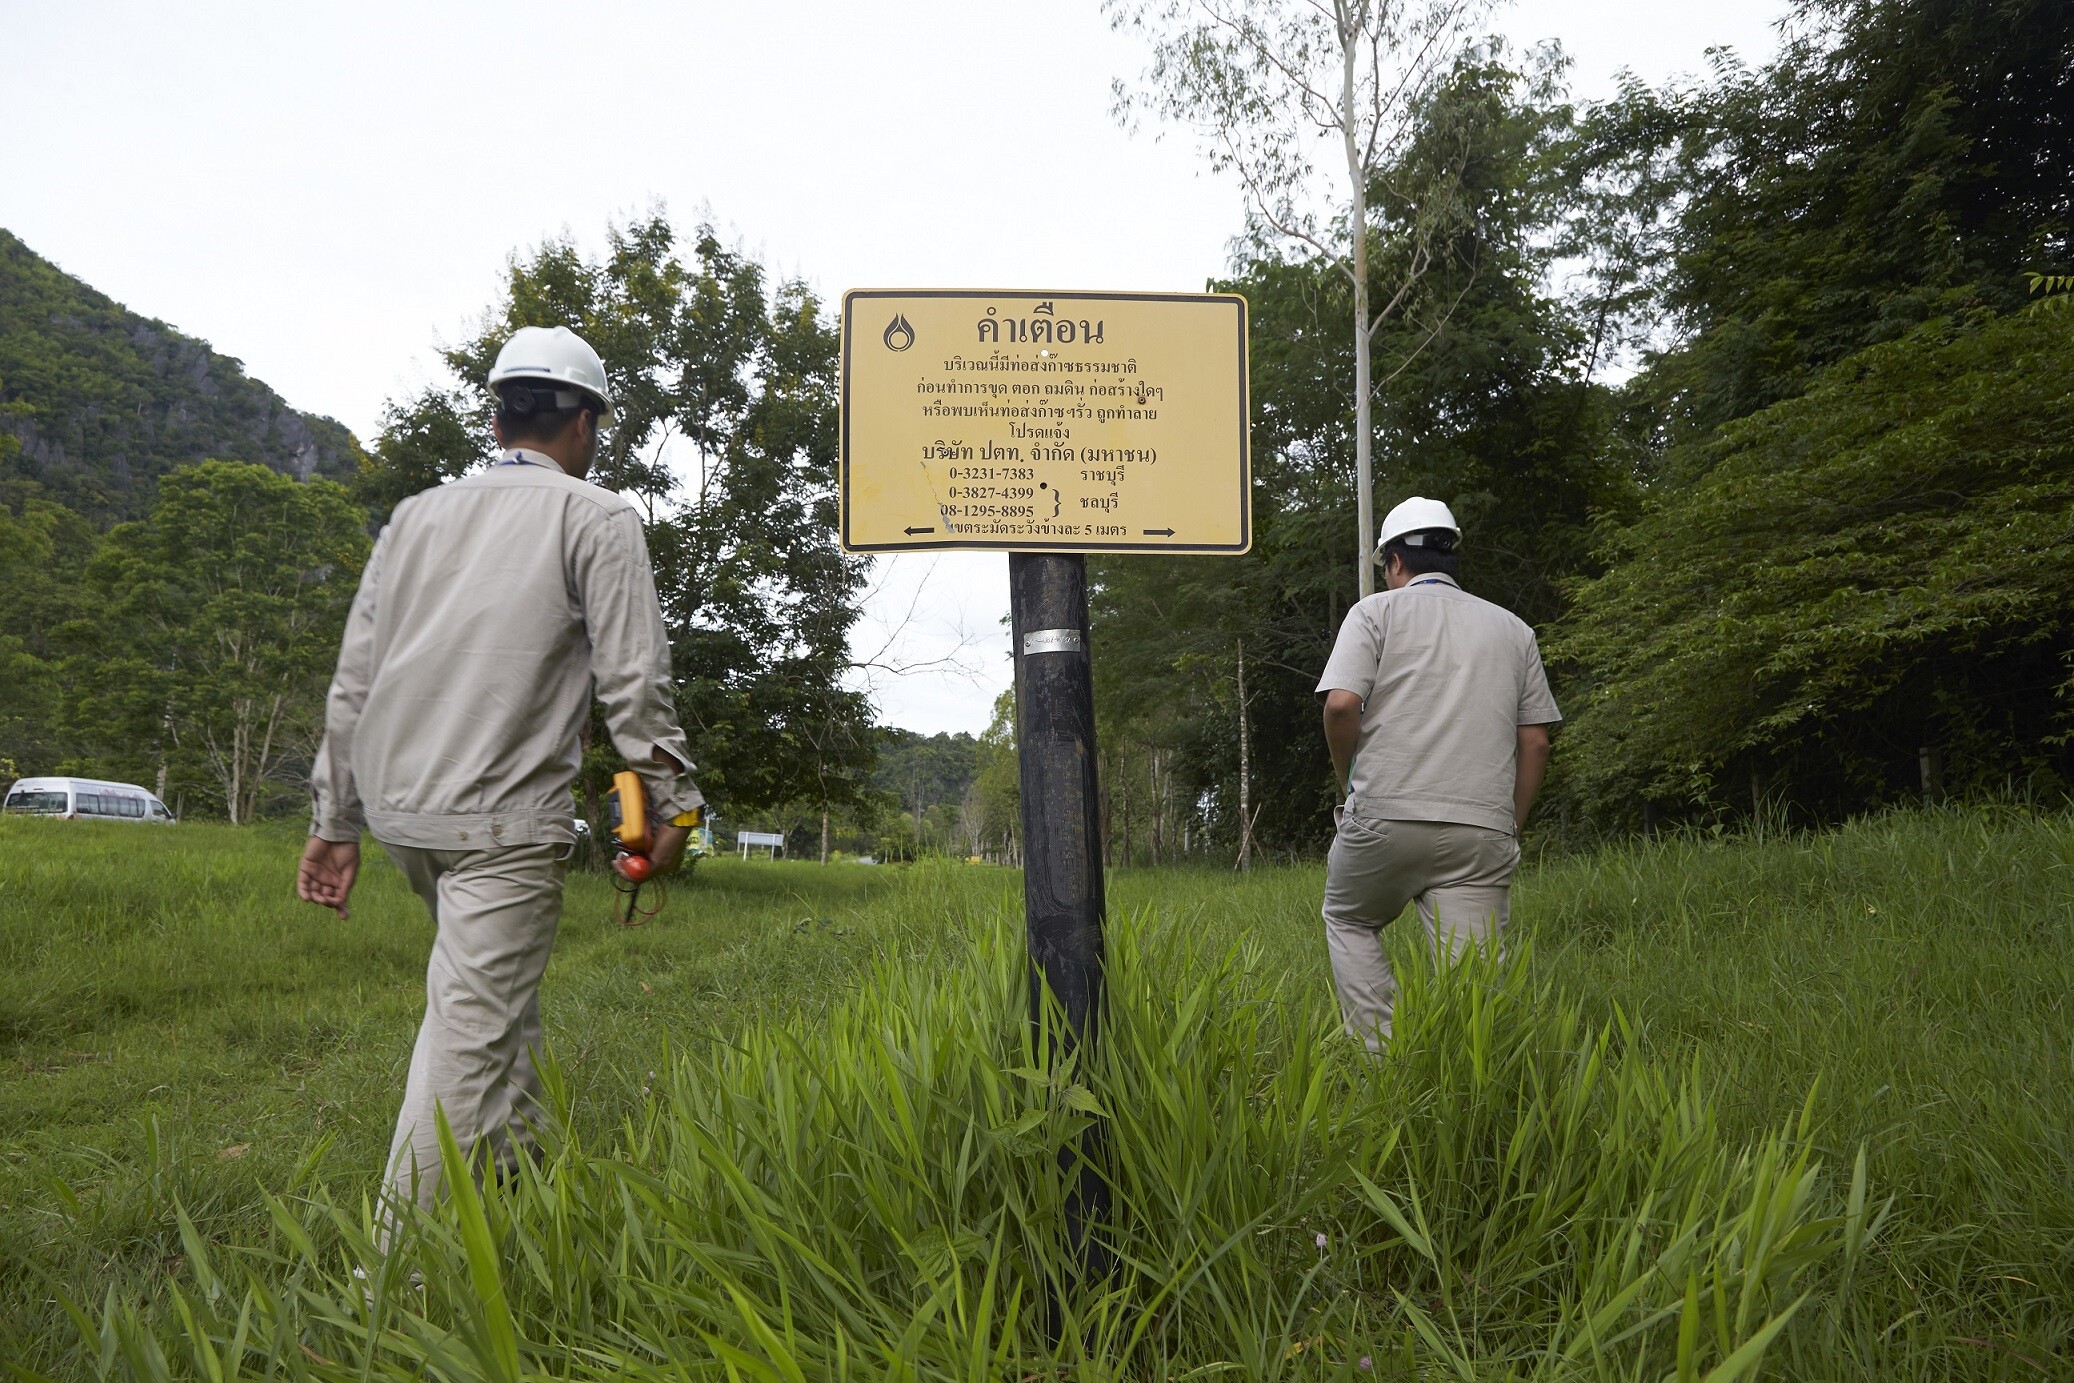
top-left (1403, 572), bottom-right (1460, 590)
top-left (497, 447), bottom-right (555, 470)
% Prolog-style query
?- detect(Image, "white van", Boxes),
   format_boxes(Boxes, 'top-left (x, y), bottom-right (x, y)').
top-left (3, 776), bottom-right (176, 822)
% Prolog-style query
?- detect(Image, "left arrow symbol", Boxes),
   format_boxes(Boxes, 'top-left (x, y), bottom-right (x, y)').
top-left (904, 526), bottom-right (936, 536)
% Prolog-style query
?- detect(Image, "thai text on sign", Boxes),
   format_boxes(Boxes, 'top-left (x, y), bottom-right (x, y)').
top-left (839, 290), bottom-right (1251, 554)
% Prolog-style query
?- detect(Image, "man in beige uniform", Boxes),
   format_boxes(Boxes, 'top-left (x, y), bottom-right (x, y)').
top-left (1316, 497), bottom-right (1558, 1052)
top-left (296, 326), bottom-right (701, 1209)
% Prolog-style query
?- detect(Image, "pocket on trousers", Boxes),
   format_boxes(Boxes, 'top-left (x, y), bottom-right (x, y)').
top-left (1338, 812), bottom-right (1389, 844)
top-left (1478, 828), bottom-right (1522, 869)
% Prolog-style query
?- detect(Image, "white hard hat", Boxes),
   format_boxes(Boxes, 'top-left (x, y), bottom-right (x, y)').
top-left (1375, 496), bottom-right (1461, 558)
top-left (486, 325), bottom-right (614, 412)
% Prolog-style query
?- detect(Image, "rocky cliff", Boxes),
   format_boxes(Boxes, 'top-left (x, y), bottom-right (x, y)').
top-left (0, 229), bottom-right (361, 520)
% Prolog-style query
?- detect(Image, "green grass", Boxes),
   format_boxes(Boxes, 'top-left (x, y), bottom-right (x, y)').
top-left (1, 808), bottom-right (2069, 1377)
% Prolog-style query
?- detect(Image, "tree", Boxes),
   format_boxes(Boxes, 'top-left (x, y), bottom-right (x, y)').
top-left (1539, 0), bottom-right (2074, 828)
top-left (0, 475), bottom-right (97, 776)
top-left (962, 693), bottom-right (1023, 864)
top-left (1549, 310), bottom-right (2074, 823)
top-left (364, 215), bottom-right (875, 829)
top-left (1567, 0), bottom-right (2074, 448)
top-left (1111, 0), bottom-right (1492, 596)
top-left (874, 728), bottom-right (985, 853)
top-left (64, 461), bottom-right (369, 821)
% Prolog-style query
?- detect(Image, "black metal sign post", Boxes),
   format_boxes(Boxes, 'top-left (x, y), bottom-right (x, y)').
top-left (1008, 551), bottom-right (1111, 1313)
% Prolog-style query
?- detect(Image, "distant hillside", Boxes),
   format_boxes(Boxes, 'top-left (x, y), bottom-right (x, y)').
top-left (0, 230), bottom-right (361, 521)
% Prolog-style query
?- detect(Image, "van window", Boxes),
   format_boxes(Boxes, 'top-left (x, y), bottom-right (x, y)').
top-left (5, 789), bottom-right (69, 814)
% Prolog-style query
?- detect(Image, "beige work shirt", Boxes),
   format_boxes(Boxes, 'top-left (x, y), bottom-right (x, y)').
top-left (1315, 573), bottom-right (1559, 834)
top-left (310, 449), bottom-right (700, 848)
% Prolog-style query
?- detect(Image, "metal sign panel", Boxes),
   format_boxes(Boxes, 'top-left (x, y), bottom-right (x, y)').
top-left (839, 290), bottom-right (1250, 554)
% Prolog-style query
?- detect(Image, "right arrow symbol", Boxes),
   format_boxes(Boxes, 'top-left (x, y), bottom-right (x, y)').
top-left (1143, 527), bottom-right (1175, 537)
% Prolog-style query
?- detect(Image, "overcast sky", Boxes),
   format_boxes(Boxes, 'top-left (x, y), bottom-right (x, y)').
top-left (3, 0), bottom-right (1788, 736)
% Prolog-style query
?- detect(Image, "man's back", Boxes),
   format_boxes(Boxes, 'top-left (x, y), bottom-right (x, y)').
top-left (1317, 574), bottom-right (1558, 833)
top-left (316, 457), bottom-right (690, 849)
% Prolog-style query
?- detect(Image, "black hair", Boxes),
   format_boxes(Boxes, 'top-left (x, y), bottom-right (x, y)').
top-left (1381, 530), bottom-right (1460, 579)
top-left (495, 381), bottom-right (599, 445)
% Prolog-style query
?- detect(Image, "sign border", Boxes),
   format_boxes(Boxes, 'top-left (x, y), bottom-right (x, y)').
top-left (839, 288), bottom-right (1251, 555)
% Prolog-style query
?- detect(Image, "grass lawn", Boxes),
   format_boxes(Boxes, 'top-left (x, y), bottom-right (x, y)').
top-left (2, 808), bottom-right (2069, 1377)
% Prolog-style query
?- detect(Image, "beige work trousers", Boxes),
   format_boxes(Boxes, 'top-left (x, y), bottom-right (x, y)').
top-left (378, 840), bottom-right (568, 1218)
top-left (1322, 814), bottom-right (1519, 1053)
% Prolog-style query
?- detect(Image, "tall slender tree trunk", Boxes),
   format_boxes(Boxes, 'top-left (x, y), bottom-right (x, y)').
top-left (1237, 639), bottom-right (1253, 872)
top-left (1150, 748), bottom-right (1164, 867)
top-left (1345, 14), bottom-right (1375, 600)
top-left (1100, 758), bottom-right (1114, 865)
top-left (1120, 759), bottom-right (1132, 867)
top-left (226, 725), bottom-right (244, 826)
top-left (820, 808), bottom-right (830, 864)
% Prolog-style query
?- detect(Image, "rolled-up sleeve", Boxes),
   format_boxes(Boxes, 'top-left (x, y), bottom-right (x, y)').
top-left (310, 526), bottom-right (387, 841)
top-left (574, 506), bottom-right (703, 817)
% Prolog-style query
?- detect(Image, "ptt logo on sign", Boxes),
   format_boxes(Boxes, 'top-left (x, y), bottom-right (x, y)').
top-left (839, 290), bottom-right (1251, 555)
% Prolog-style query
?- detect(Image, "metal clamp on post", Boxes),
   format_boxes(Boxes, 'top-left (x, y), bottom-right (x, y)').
top-left (1022, 628), bottom-right (1085, 656)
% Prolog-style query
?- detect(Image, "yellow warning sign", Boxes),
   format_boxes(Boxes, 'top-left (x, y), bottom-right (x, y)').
top-left (840, 290), bottom-right (1250, 554)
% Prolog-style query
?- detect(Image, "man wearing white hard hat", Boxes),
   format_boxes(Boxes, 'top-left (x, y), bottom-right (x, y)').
top-left (297, 325), bottom-right (703, 1215)
top-left (1313, 497), bottom-right (1559, 1052)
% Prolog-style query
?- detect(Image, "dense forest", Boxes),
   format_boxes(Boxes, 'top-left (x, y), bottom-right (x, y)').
top-left (1091, 0), bottom-right (2074, 860)
top-left (4, 0), bottom-right (2069, 858)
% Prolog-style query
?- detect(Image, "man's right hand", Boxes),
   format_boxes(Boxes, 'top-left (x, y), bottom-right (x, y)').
top-left (297, 836), bottom-right (360, 919)
top-left (649, 822), bottom-right (692, 874)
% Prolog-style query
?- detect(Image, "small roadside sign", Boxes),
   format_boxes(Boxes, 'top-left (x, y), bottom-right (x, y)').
top-left (840, 290), bottom-right (1250, 554)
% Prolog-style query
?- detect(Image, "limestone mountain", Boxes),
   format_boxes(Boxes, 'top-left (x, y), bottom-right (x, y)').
top-left (0, 229), bottom-right (361, 521)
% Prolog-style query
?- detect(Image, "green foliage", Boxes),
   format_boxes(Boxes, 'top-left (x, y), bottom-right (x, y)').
top-left (0, 494), bottom-right (96, 773)
top-left (365, 216), bottom-right (874, 822)
top-left (59, 460), bottom-right (370, 822)
top-left (873, 727), bottom-right (984, 857)
top-left (0, 231), bottom-right (362, 521)
top-left (351, 387), bottom-right (478, 524)
top-left (965, 691), bottom-right (1022, 863)
top-left (2028, 270), bottom-right (2074, 314)
top-left (1574, 0), bottom-right (2073, 443)
top-left (1501, 0), bottom-right (2074, 829)
top-left (1550, 311), bottom-right (2074, 820)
